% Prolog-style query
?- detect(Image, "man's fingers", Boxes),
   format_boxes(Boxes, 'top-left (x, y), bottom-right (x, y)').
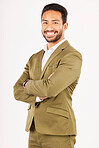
top-left (39, 97), bottom-right (47, 100)
top-left (48, 72), bottom-right (54, 79)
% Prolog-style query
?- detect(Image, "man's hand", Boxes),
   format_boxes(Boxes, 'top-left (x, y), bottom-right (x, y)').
top-left (39, 97), bottom-right (48, 100)
top-left (48, 72), bottom-right (54, 79)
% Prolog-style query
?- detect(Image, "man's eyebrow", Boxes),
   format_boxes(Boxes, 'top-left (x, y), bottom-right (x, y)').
top-left (42, 19), bottom-right (60, 22)
top-left (52, 20), bottom-right (60, 22)
top-left (42, 19), bottom-right (48, 21)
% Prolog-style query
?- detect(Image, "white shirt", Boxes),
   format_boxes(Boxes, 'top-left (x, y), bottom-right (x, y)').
top-left (36, 38), bottom-right (66, 102)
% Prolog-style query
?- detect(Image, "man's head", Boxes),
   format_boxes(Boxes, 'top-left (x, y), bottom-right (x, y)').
top-left (41, 3), bottom-right (68, 25)
top-left (41, 3), bottom-right (68, 43)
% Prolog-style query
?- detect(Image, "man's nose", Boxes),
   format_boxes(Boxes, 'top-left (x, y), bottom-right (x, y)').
top-left (46, 23), bottom-right (53, 30)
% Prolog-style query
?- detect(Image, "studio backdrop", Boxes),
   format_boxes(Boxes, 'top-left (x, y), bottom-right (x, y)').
top-left (0, 0), bottom-right (99, 148)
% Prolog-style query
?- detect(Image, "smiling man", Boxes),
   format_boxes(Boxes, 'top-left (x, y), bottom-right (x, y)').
top-left (13, 3), bottom-right (82, 148)
top-left (41, 10), bottom-right (67, 47)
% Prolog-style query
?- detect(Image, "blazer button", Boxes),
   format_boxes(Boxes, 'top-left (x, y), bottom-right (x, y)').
top-left (35, 102), bottom-right (40, 108)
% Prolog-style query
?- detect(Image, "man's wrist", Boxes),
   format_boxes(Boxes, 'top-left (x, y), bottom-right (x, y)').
top-left (23, 80), bottom-right (29, 87)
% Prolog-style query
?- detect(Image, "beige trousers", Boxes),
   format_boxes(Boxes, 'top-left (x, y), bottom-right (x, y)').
top-left (28, 120), bottom-right (76, 148)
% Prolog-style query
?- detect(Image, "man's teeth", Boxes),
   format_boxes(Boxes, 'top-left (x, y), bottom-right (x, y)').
top-left (46, 32), bottom-right (55, 35)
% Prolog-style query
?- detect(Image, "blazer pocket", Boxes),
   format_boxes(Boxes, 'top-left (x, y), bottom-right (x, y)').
top-left (46, 107), bottom-right (69, 119)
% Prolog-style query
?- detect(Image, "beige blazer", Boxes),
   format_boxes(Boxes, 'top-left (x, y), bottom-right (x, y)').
top-left (13, 40), bottom-right (82, 135)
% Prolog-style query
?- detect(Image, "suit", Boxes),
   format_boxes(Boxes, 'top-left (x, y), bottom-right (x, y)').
top-left (13, 40), bottom-right (82, 136)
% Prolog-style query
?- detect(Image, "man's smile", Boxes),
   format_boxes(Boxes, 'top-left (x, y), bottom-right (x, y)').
top-left (44, 31), bottom-right (58, 38)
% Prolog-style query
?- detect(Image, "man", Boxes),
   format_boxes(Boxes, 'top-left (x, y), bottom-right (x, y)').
top-left (13, 3), bottom-right (82, 148)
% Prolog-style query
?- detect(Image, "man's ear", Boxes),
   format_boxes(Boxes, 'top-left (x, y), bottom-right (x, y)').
top-left (63, 22), bottom-right (68, 30)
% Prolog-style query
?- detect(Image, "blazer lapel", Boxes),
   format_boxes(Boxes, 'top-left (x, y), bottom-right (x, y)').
top-left (40, 40), bottom-right (69, 79)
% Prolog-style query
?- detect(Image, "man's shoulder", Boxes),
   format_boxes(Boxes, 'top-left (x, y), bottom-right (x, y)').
top-left (59, 41), bottom-right (82, 63)
top-left (28, 49), bottom-right (44, 61)
top-left (63, 41), bottom-right (82, 59)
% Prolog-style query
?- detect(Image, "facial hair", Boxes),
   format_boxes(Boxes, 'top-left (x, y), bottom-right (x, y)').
top-left (42, 29), bottom-right (63, 43)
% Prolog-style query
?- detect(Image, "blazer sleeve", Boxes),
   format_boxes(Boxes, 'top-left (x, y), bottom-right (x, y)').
top-left (24, 51), bottom-right (82, 98)
top-left (13, 59), bottom-right (36, 104)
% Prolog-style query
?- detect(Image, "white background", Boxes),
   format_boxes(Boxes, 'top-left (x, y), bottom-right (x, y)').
top-left (0, 0), bottom-right (99, 147)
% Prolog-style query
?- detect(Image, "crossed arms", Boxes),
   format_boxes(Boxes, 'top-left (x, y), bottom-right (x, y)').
top-left (13, 51), bottom-right (82, 104)
top-left (23, 72), bottom-right (54, 100)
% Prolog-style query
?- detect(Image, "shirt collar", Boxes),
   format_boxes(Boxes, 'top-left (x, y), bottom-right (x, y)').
top-left (44, 38), bottom-right (66, 52)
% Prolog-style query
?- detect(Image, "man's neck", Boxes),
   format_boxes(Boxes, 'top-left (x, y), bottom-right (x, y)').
top-left (47, 38), bottom-right (64, 50)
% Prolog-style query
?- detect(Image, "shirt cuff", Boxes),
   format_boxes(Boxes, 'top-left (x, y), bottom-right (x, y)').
top-left (35, 96), bottom-right (43, 102)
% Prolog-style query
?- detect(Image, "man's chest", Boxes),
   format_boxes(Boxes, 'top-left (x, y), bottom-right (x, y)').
top-left (29, 48), bottom-right (68, 80)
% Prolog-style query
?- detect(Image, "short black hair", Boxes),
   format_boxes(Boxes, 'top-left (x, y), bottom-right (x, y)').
top-left (41, 3), bottom-right (68, 24)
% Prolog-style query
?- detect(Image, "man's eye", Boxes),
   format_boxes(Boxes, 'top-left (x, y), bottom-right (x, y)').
top-left (54, 22), bottom-right (58, 24)
top-left (43, 22), bottom-right (47, 24)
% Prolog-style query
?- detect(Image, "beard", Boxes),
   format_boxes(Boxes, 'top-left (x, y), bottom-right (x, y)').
top-left (42, 30), bottom-right (63, 43)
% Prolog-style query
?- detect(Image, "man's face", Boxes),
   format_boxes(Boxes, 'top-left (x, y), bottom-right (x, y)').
top-left (41, 10), bottom-right (68, 43)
